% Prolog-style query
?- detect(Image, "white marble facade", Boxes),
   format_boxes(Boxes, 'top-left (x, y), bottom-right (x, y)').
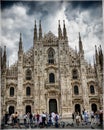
top-left (1, 21), bottom-right (103, 118)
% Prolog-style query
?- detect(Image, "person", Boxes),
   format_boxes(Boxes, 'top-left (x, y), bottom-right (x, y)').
top-left (55, 113), bottom-right (59, 128)
top-left (95, 111), bottom-right (99, 125)
top-left (90, 110), bottom-right (94, 123)
top-left (26, 112), bottom-right (30, 125)
top-left (75, 112), bottom-right (80, 126)
top-left (48, 113), bottom-right (52, 126)
top-left (4, 112), bottom-right (9, 125)
top-left (42, 112), bottom-right (46, 127)
top-left (36, 113), bottom-right (40, 122)
top-left (23, 114), bottom-right (27, 126)
top-left (29, 113), bottom-right (33, 124)
top-left (14, 112), bottom-right (21, 128)
top-left (99, 108), bottom-right (103, 126)
top-left (51, 112), bottom-right (55, 126)
top-left (11, 113), bottom-right (15, 127)
top-left (72, 112), bottom-right (75, 122)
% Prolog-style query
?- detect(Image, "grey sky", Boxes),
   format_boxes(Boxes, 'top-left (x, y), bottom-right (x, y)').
top-left (1, 0), bottom-right (103, 66)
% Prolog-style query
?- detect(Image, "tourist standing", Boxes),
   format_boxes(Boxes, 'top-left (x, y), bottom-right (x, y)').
top-left (42, 112), bottom-right (46, 127)
top-left (72, 112), bottom-right (75, 122)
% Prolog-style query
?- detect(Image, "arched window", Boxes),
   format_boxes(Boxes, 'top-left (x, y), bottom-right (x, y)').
top-left (90, 85), bottom-right (95, 94)
top-left (26, 87), bottom-right (31, 96)
top-left (49, 73), bottom-right (55, 83)
top-left (48, 48), bottom-right (55, 64)
top-left (74, 85), bottom-right (79, 95)
top-left (10, 87), bottom-right (14, 96)
top-left (72, 69), bottom-right (78, 79)
top-left (26, 69), bottom-right (32, 80)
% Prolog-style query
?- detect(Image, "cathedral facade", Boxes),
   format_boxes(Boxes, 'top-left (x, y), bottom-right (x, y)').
top-left (0, 20), bottom-right (103, 118)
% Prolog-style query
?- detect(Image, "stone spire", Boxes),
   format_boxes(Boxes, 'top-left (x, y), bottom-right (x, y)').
top-left (0, 47), bottom-right (2, 69)
top-left (3, 46), bottom-right (7, 69)
top-left (58, 20), bottom-right (62, 39)
top-left (34, 20), bottom-right (37, 41)
top-left (79, 32), bottom-right (83, 52)
top-left (39, 20), bottom-right (42, 40)
top-left (19, 33), bottom-right (23, 52)
top-left (99, 45), bottom-right (103, 70)
top-left (63, 20), bottom-right (67, 39)
top-left (95, 45), bottom-right (99, 65)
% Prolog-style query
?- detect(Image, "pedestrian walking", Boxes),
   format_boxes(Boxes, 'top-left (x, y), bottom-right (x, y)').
top-left (72, 112), bottom-right (75, 122)
top-left (42, 112), bottom-right (46, 127)
top-left (55, 113), bottom-right (59, 128)
top-left (75, 112), bottom-right (80, 126)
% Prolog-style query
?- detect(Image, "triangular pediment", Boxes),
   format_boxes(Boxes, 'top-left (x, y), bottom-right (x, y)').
top-left (43, 31), bottom-right (58, 43)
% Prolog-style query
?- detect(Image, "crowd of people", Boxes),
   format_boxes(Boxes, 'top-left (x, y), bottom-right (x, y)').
top-left (3, 111), bottom-right (60, 128)
top-left (22, 111), bottom-right (59, 128)
top-left (2, 108), bottom-right (103, 128)
top-left (72, 108), bottom-right (103, 127)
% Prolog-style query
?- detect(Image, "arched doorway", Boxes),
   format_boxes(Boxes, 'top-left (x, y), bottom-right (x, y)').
top-left (26, 105), bottom-right (31, 114)
top-left (75, 104), bottom-right (81, 113)
top-left (9, 106), bottom-right (14, 115)
top-left (49, 99), bottom-right (57, 114)
top-left (91, 103), bottom-right (97, 113)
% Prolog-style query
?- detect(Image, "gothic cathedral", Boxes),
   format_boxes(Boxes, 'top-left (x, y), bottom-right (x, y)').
top-left (0, 20), bottom-right (103, 118)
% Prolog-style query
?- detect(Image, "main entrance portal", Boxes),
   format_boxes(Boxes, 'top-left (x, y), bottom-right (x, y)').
top-left (49, 99), bottom-right (57, 114)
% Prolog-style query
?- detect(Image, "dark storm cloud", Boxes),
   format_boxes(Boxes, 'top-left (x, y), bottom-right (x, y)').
top-left (70, 1), bottom-right (102, 10)
top-left (1, 1), bottom-right (63, 16)
top-left (1, 0), bottom-right (103, 65)
top-left (65, 1), bottom-right (102, 21)
top-left (1, 1), bottom-right (18, 10)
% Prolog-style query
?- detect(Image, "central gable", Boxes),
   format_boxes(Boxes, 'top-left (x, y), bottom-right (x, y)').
top-left (43, 31), bottom-right (58, 46)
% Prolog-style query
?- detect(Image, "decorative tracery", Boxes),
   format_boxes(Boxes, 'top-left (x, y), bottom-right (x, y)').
top-left (48, 48), bottom-right (55, 64)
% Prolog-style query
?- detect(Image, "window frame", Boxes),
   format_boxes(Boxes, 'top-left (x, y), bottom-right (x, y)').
top-left (26, 69), bottom-right (32, 80)
top-left (48, 48), bottom-right (55, 64)
top-left (49, 73), bottom-right (55, 83)
top-left (26, 86), bottom-right (31, 96)
top-left (74, 85), bottom-right (79, 95)
top-left (90, 85), bottom-right (95, 94)
top-left (72, 69), bottom-right (78, 79)
top-left (10, 87), bottom-right (14, 97)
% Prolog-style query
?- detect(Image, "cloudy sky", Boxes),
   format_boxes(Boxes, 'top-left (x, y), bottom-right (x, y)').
top-left (1, 0), bottom-right (103, 66)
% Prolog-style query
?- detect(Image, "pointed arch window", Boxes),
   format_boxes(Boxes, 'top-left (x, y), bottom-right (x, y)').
top-left (26, 69), bottom-right (32, 80)
top-left (10, 87), bottom-right (14, 97)
top-left (26, 87), bottom-right (31, 96)
top-left (48, 48), bottom-right (55, 64)
top-left (72, 69), bottom-right (78, 79)
top-left (74, 85), bottom-right (79, 95)
top-left (90, 85), bottom-right (95, 94)
top-left (49, 73), bottom-right (55, 83)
